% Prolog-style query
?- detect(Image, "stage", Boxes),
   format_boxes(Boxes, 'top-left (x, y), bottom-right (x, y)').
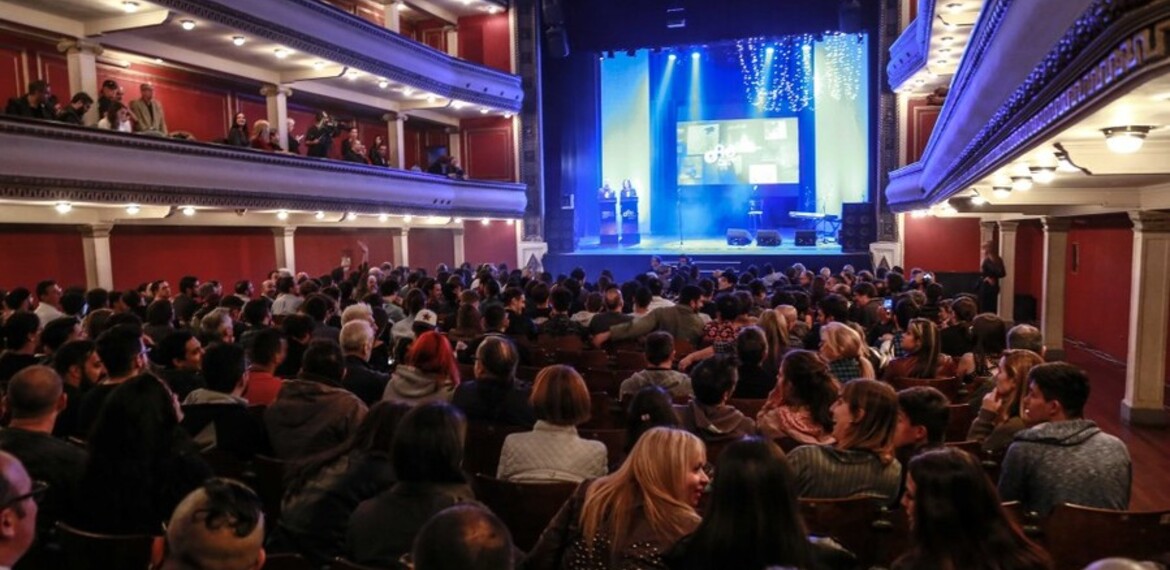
top-left (543, 231), bottom-right (871, 279)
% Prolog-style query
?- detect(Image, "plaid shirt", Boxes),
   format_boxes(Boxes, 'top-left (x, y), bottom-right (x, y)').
top-left (827, 357), bottom-right (864, 383)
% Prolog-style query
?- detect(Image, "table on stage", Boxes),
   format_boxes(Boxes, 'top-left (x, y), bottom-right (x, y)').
top-left (789, 211), bottom-right (840, 243)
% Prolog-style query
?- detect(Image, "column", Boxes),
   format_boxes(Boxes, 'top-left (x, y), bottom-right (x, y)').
top-left (57, 39), bottom-right (103, 126)
top-left (273, 226), bottom-right (296, 273)
top-left (383, 1), bottom-right (402, 33)
top-left (261, 84), bottom-right (293, 152)
top-left (1122, 211), bottom-right (1170, 426)
top-left (382, 112), bottom-right (406, 169)
top-left (452, 226), bottom-right (466, 267)
top-left (445, 26), bottom-right (459, 58)
top-left (1041, 217), bottom-right (1070, 355)
top-left (392, 227), bottom-right (410, 268)
top-left (980, 220), bottom-right (997, 266)
top-left (81, 224), bottom-right (114, 290)
top-left (997, 220), bottom-right (1018, 321)
top-left (447, 127), bottom-right (462, 169)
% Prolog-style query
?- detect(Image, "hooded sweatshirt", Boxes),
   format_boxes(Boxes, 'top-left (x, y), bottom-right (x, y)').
top-left (382, 365), bottom-right (456, 405)
top-left (619, 368), bottom-right (693, 400)
top-left (264, 374), bottom-right (368, 461)
top-left (676, 401), bottom-right (756, 442)
top-left (997, 419), bottom-right (1131, 515)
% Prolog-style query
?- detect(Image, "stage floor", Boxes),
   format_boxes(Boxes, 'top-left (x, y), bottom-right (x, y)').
top-left (543, 231), bottom-right (870, 280)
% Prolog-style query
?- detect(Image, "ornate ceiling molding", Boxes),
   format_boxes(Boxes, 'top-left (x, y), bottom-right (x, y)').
top-left (150, 0), bottom-right (523, 111)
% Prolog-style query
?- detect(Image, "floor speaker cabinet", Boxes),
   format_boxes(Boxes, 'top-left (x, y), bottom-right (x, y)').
top-left (794, 230), bottom-right (817, 247)
top-left (839, 202), bottom-right (876, 253)
top-left (726, 228), bottom-right (752, 246)
top-left (756, 229), bottom-right (782, 247)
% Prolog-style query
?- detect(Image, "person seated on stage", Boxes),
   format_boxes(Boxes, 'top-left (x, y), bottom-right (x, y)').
top-left (675, 355), bottom-right (756, 443)
top-left (882, 318), bottom-right (957, 381)
top-left (593, 285), bottom-right (706, 349)
top-left (619, 331), bottom-right (693, 401)
top-left (536, 287), bottom-right (588, 340)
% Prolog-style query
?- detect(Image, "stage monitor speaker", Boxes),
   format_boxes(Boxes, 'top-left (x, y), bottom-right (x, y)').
top-left (794, 230), bottom-right (817, 247)
top-left (839, 202), bottom-right (876, 253)
top-left (756, 229), bottom-right (782, 247)
top-left (726, 228), bottom-right (752, 246)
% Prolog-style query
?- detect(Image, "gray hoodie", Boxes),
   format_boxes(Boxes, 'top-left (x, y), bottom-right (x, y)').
top-left (382, 365), bottom-right (456, 405)
top-left (619, 368), bottom-right (693, 400)
top-left (997, 419), bottom-right (1131, 515)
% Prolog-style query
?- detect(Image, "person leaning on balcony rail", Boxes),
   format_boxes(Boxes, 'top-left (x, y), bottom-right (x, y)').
top-left (5, 80), bottom-right (53, 120)
top-left (97, 102), bottom-right (133, 133)
top-left (55, 92), bottom-right (93, 125)
top-left (129, 82), bottom-right (168, 136)
top-left (226, 111), bottom-right (249, 147)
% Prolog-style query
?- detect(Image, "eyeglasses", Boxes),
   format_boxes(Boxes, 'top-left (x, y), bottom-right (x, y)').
top-left (1, 481), bottom-right (48, 510)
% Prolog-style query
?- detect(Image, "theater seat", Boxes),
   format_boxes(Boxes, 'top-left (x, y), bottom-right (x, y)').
top-left (471, 474), bottom-right (578, 551)
top-left (890, 376), bottom-right (962, 401)
top-left (945, 403), bottom-right (974, 442)
top-left (727, 398), bottom-right (766, 419)
top-left (799, 496), bottom-right (908, 568)
top-left (614, 350), bottom-right (649, 370)
top-left (263, 553), bottom-right (314, 569)
top-left (1042, 504), bottom-right (1170, 570)
top-left (250, 455), bottom-right (289, 523)
top-left (55, 521), bottom-right (155, 570)
top-left (464, 421), bottom-right (530, 477)
top-left (578, 427), bottom-right (627, 471)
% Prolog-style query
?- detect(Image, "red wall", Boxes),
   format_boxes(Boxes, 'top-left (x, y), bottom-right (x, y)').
top-left (0, 32), bottom-right (70, 108)
top-left (293, 228), bottom-right (398, 276)
top-left (461, 116), bottom-right (515, 182)
top-left (407, 228), bottom-right (455, 272)
top-left (458, 14), bottom-right (512, 73)
top-left (1014, 221), bottom-right (1044, 312)
top-left (903, 216), bottom-right (982, 273)
top-left (109, 227), bottom-right (276, 290)
top-left (0, 226), bottom-right (87, 290)
top-left (905, 98), bottom-right (940, 163)
top-left (463, 220), bottom-right (516, 267)
top-left (1063, 224), bottom-right (1133, 361)
top-left (404, 122), bottom-right (449, 171)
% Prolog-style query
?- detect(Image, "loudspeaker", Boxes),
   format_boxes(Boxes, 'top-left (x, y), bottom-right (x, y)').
top-left (839, 202), bottom-right (876, 253)
top-left (542, 0), bottom-right (570, 58)
top-left (795, 230), bottom-right (817, 247)
top-left (756, 229), bottom-right (782, 247)
top-left (726, 228), bottom-right (752, 246)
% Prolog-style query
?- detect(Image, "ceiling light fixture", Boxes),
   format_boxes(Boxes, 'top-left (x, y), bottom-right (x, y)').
top-left (1030, 166), bottom-right (1057, 184)
top-left (503, 112), bottom-right (513, 119)
top-left (479, 107), bottom-right (490, 114)
top-left (276, 210), bottom-right (289, 220)
top-left (1102, 125), bottom-right (1153, 154)
top-left (274, 48), bottom-right (290, 59)
top-left (506, 219), bottom-right (515, 226)
top-left (910, 210), bottom-right (928, 219)
top-left (126, 204), bottom-right (141, 215)
top-left (122, 1), bottom-right (139, 13)
top-left (232, 36), bottom-right (246, 46)
top-left (454, 217), bottom-right (463, 224)
top-left (54, 202), bottom-right (72, 214)
top-left (452, 100), bottom-right (467, 109)
top-left (346, 70), bottom-right (359, 80)
top-left (1010, 176), bottom-right (1033, 192)
top-left (402, 214), bottom-right (413, 223)
top-left (936, 58), bottom-right (949, 65)
top-left (181, 206), bottom-right (196, 216)
top-left (378, 79), bottom-right (389, 89)
top-left (313, 60), bottom-right (326, 70)
top-left (481, 217), bottom-right (490, 225)
top-left (314, 210), bottom-right (325, 220)
top-left (346, 212), bottom-right (358, 221)
top-left (426, 94), bottom-right (436, 103)
top-left (180, 19), bottom-right (196, 30)
top-left (970, 192), bottom-right (986, 206)
top-left (378, 213), bottom-right (389, 222)
top-left (992, 186), bottom-right (1012, 199)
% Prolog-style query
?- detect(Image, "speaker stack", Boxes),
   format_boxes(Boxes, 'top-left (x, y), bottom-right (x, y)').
top-left (839, 202), bottom-right (876, 253)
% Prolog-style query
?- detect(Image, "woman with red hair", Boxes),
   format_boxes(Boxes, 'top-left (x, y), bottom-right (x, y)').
top-left (382, 331), bottom-right (460, 405)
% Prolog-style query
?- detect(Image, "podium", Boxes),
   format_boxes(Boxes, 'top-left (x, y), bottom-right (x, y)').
top-left (599, 187), bottom-right (618, 245)
top-left (619, 189), bottom-right (640, 245)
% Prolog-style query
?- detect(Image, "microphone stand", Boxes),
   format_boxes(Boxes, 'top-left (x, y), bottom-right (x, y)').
top-left (677, 188), bottom-right (684, 248)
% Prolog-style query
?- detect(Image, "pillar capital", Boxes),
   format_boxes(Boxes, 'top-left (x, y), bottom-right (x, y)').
top-left (82, 223), bottom-right (114, 239)
top-left (260, 84), bottom-right (293, 98)
top-left (997, 220), bottom-right (1020, 232)
top-left (980, 220), bottom-right (998, 231)
top-left (1128, 210), bottom-right (1170, 233)
top-left (272, 226), bottom-right (296, 238)
top-left (57, 39), bottom-right (103, 56)
top-left (381, 111), bottom-right (406, 123)
top-left (1041, 216), bottom-right (1072, 233)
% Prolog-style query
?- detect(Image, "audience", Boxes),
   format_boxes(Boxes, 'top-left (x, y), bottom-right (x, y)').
top-left (76, 324), bottom-right (147, 436)
top-left (265, 339), bottom-right (368, 460)
top-left (154, 329), bottom-right (207, 400)
top-left (624, 385), bottom-right (680, 454)
top-left (820, 321), bottom-right (875, 383)
top-left (382, 330), bottom-right (459, 405)
top-left (787, 379), bottom-right (901, 499)
top-left (241, 328), bottom-right (285, 406)
top-left (226, 112), bottom-right (249, 147)
top-left (676, 355), bottom-right (756, 442)
top-left (967, 349), bottom-right (1045, 454)
top-left (731, 326), bottom-right (775, 398)
top-left (129, 83), bottom-right (167, 136)
top-left (757, 350), bottom-right (839, 444)
top-left (50, 339), bottom-right (105, 438)
top-left (0, 451), bottom-right (38, 569)
top-left (179, 343), bottom-right (270, 460)
top-left (525, 427), bottom-right (707, 569)
top-left (895, 448), bottom-right (1051, 570)
top-left (0, 312), bottom-right (40, 385)
top-left (497, 365), bottom-right (607, 482)
top-left (452, 336), bottom-right (536, 427)
top-left (269, 401), bottom-right (408, 566)
top-left (412, 504), bottom-right (515, 570)
top-left (150, 478), bottom-right (266, 570)
top-left (998, 362), bottom-right (1131, 514)
top-left (883, 318), bottom-right (956, 380)
top-left (347, 402), bottom-right (478, 567)
top-left (5, 80), bottom-right (52, 119)
top-left (339, 320), bottom-right (390, 405)
top-left (618, 331), bottom-right (692, 400)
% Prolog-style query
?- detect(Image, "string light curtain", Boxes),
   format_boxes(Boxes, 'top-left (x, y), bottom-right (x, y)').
top-left (734, 32), bottom-right (865, 112)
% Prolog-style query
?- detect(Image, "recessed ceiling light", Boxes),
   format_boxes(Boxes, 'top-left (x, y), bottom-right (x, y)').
top-left (314, 210), bottom-right (325, 220)
top-left (938, 47), bottom-right (952, 53)
top-left (452, 100), bottom-right (467, 109)
top-left (1010, 176), bottom-right (1033, 192)
top-left (487, 5), bottom-right (500, 13)
top-left (55, 202), bottom-right (72, 214)
top-left (426, 94), bottom-right (436, 103)
top-left (481, 218), bottom-right (490, 225)
top-left (181, 206), bottom-right (196, 216)
top-left (454, 217), bottom-right (463, 224)
top-left (126, 204), bottom-right (141, 215)
top-left (504, 112), bottom-right (513, 119)
top-left (232, 36), bottom-right (246, 46)
top-left (313, 60), bottom-right (326, 70)
top-left (379, 213), bottom-right (389, 222)
top-left (506, 219), bottom-right (515, 226)
top-left (479, 107), bottom-right (490, 114)
top-left (346, 212), bottom-right (358, 221)
top-left (936, 58), bottom-right (949, 65)
top-left (180, 19), bottom-right (196, 31)
top-left (122, 1), bottom-right (139, 13)
top-left (1030, 166), bottom-right (1057, 184)
top-left (346, 70), bottom-right (359, 80)
top-left (153, 58), bottom-right (164, 64)
top-left (460, 0), bottom-right (472, 5)
top-left (274, 48), bottom-right (290, 59)
top-left (403, 214), bottom-right (413, 223)
top-left (402, 87), bottom-right (415, 96)
top-left (378, 79), bottom-right (389, 89)
top-left (970, 192), bottom-right (986, 206)
top-left (276, 210), bottom-right (289, 220)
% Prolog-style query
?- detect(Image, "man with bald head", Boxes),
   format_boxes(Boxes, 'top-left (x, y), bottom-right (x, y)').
top-left (0, 451), bottom-right (38, 569)
top-left (0, 366), bottom-right (85, 542)
top-left (412, 505), bottom-right (514, 570)
top-left (151, 478), bottom-right (266, 570)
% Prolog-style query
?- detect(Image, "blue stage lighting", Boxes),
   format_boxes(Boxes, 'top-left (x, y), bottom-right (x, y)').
top-left (668, 53), bottom-right (677, 61)
top-left (690, 51), bottom-right (700, 60)
top-left (765, 46), bottom-right (775, 56)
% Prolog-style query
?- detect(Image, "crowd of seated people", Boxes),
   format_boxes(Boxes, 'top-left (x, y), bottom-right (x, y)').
top-left (3, 79), bottom-right (462, 176)
top-left (0, 256), bottom-right (1151, 569)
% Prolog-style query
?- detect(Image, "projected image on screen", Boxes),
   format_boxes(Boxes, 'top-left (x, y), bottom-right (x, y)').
top-left (676, 118), bottom-right (800, 186)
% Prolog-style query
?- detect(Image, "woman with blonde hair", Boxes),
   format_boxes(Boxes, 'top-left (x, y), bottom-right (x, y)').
top-left (526, 427), bottom-right (709, 569)
top-left (757, 309), bottom-right (790, 369)
top-left (882, 318), bottom-right (956, 380)
top-left (820, 321), bottom-right (875, 383)
top-left (250, 119), bottom-right (274, 151)
top-left (966, 349), bottom-right (1045, 454)
top-left (787, 379), bottom-right (902, 499)
top-left (497, 365), bottom-right (607, 482)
